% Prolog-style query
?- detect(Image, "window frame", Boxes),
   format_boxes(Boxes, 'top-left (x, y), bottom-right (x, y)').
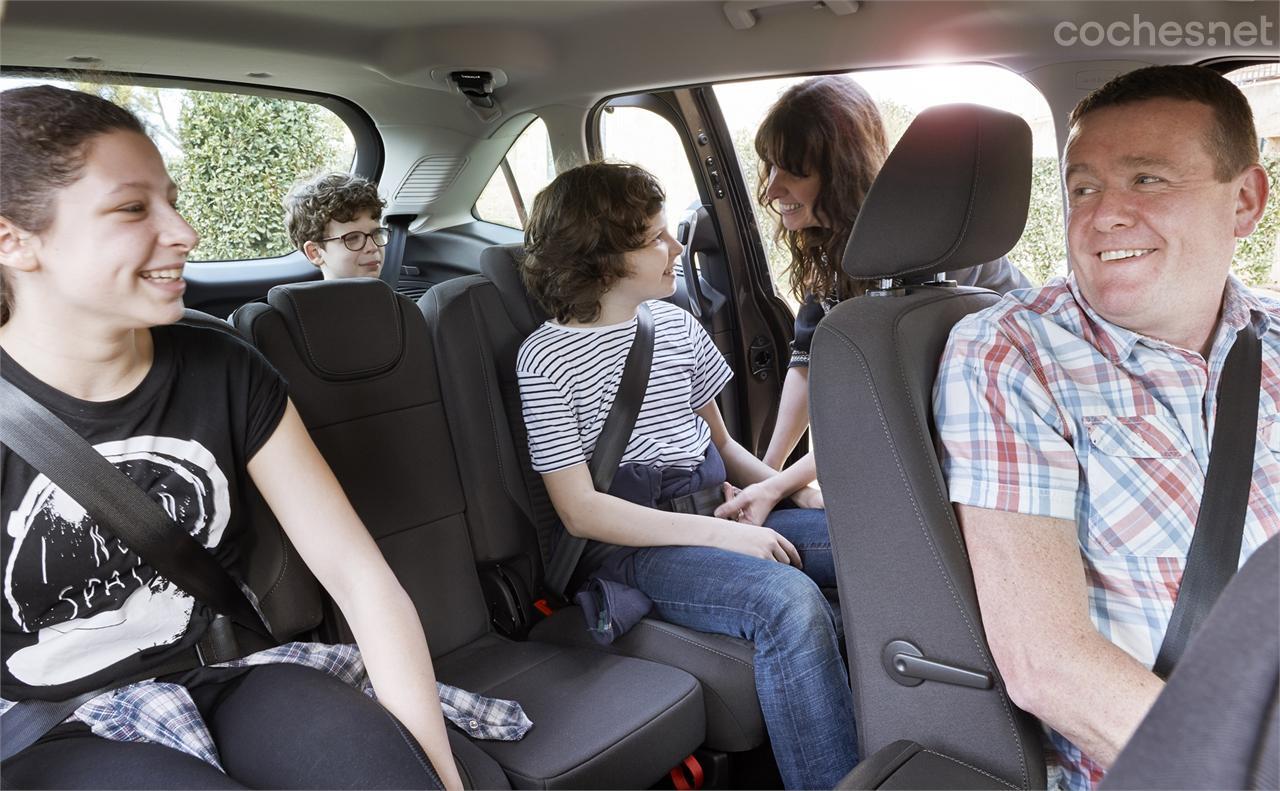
top-left (470, 115), bottom-right (550, 229)
top-left (0, 66), bottom-right (383, 264)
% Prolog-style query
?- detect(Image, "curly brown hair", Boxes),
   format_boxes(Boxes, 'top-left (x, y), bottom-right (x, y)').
top-left (755, 76), bottom-right (888, 302)
top-left (283, 171), bottom-right (385, 251)
top-left (521, 162), bottom-right (665, 324)
top-left (1, 85), bottom-right (148, 325)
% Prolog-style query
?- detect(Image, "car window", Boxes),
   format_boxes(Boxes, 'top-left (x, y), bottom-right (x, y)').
top-left (1225, 63), bottom-right (1280, 295)
top-left (715, 65), bottom-right (1063, 305)
top-left (597, 106), bottom-right (701, 219)
top-left (0, 75), bottom-right (358, 262)
top-left (474, 117), bottom-right (553, 229)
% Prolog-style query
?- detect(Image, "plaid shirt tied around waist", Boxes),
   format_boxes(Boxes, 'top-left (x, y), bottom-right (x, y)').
top-left (934, 274), bottom-right (1280, 791)
top-left (0, 642), bottom-right (531, 772)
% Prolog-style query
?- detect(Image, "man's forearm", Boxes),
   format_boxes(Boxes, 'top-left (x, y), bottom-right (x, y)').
top-left (1020, 627), bottom-right (1164, 767)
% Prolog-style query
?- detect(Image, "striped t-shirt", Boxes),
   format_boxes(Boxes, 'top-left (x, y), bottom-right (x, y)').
top-left (517, 300), bottom-right (733, 474)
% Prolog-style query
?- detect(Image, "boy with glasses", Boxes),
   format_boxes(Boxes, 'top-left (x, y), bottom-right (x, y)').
top-left (284, 172), bottom-right (388, 280)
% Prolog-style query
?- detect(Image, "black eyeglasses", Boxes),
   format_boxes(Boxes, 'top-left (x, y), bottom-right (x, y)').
top-left (319, 227), bottom-right (390, 251)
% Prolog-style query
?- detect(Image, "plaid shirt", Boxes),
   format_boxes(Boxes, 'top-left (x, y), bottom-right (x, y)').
top-left (934, 274), bottom-right (1280, 791)
top-left (0, 642), bottom-right (531, 772)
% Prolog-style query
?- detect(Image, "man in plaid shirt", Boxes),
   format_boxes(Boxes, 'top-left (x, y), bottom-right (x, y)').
top-left (934, 65), bottom-right (1278, 791)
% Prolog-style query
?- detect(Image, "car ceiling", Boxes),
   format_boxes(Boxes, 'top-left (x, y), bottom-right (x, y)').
top-left (3, 0), bottom-right (1273, 226)
top-left (4, 0), bottom-right (1273, 131)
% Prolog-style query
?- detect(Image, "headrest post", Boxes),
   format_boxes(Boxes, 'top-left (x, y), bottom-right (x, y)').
top-left (867, 278), bottom-right (906, 298)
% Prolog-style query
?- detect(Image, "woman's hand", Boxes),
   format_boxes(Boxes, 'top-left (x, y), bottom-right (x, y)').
top-left (710, 520), bottom-right (803, 567)
top-left (715, 481), bottom-right (782, 526)
top-left (790, 485), bottom-right (824, 510)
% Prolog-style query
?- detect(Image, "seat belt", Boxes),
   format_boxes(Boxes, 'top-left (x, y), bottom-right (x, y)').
top-left (1152, 320), bottom-right (1263, 679)
top-left (0, 377), bottom-right (277, 760)
top-left (0, 378), bottom-right (272, 640)
top-left (543, 303), bottom-right (655, 599)
top-left (379, 214), bottom-right (413, 291)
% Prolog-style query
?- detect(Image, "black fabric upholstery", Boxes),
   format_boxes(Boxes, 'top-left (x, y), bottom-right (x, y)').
top-left (529, 609), bottom-right (760, 752)
top-left (810, 103), bottom-right (1044, 788)
top-left (267, 279), bottom-right (404, 380)
top-left (843, 104), bottom-right (1031, 281)
top-left (437, 634), bottom-right (704, 790)
top-left (1102, 534), bottom-right (1280, 791)
top-left (422, 265), bottom-right (768, 752)
top-left (480, 244), bottom-right (548, 337)
top-left (178, 309), bottom-right (323, 645)
top-left (839, 740), bottom-right (1019, 790)
top-left (234, 280), bottom-right (706, 788)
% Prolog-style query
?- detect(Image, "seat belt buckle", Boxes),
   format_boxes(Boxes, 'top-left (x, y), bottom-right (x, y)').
top-left (195, 615), bottom-right (240, 666)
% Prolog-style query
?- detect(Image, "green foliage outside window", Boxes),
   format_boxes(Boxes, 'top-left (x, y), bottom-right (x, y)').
top-left (173, 93), bottom-right (347, 260)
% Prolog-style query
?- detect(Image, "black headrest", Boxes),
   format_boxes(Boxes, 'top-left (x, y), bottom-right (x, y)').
top-left (844, 103), bottom-right (1032, 280)
top-left (480, 243), bottom-right (549, 336)
top-left (265, 279), bottom-right (405, 380)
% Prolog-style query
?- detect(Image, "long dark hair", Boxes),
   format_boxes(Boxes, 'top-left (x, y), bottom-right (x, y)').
top-left (0, 85), bottom-right (147, 325)
top-left (755, 76), bottom-right (888, 301)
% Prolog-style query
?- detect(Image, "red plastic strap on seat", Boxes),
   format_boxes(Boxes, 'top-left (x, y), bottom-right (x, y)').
top-left (533, 598), bottom-right (555, 617)
top-left (669, 755), bottom-right (704, 790)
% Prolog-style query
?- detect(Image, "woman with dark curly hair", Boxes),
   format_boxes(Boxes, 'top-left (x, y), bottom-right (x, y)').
top-left (517, 161), bottom-right (855, 790)
top-left (716, 75), bottom-right (1030, 521)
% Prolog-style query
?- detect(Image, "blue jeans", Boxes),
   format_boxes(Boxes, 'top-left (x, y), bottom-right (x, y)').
top-left (630, 508), bottom-right (858, 789)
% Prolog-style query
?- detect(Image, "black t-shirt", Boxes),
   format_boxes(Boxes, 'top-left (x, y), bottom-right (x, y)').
top-left (0, 324), bottom-right (288, 701)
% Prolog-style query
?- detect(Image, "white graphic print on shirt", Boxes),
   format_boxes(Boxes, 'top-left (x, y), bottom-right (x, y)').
top-left (4, 436), bottom-right (229, 685)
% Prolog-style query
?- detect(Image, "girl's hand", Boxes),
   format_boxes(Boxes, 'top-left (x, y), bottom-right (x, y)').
top-left (715, 481), bottom-right (781, 526)
top-left (710, 520), bottom-right (802, 567)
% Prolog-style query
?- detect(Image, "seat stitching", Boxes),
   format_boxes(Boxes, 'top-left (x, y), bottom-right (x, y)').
top-left (633, 620), bottom-right (755, 672)
top-left (920, 749), bottom-right (1020, 789)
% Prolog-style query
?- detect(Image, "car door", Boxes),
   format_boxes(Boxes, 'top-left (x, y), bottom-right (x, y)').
top-left (591, 90), bottom-right (794, 457)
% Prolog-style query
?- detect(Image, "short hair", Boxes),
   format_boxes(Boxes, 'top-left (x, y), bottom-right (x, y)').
top-left (283, 171), bottom-right (385, 251)
top-left (1068, 65), bottom-right (1258, 181)
top-left (754, 76), bottom-right (888, 301)
top-left (1, 85), bottom-right (148, 325)
top-left (521, 162), bottom-right (665, 324)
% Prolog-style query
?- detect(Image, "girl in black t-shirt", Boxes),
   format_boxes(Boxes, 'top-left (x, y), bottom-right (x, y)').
top-left (0, 87), bottom-right (463, 789)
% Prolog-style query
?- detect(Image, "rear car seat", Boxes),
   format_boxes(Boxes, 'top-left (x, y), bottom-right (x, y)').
top-left (419, 249), bottom-right (765, 754)
top-left (233, 280), bottom-right (705, 789)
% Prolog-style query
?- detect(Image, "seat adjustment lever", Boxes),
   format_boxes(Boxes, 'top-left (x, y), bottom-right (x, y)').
top-left (882, 639), bottom-right (993, 690)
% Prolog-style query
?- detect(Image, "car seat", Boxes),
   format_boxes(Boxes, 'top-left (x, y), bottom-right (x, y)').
top-left (233, 281), bottom-right (705, 789)
top-left (1102, 533), bottom-right (1279, 790)
top-left (420, 260), bottom-right (767, 754)
top-left (808, 104), bottom-right (1046, 788)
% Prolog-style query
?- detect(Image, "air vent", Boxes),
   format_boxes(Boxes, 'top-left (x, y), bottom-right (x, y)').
top-left (393, 156), bottom-right (467, 203)
top-left (396, 283), bottom-right (430, 302)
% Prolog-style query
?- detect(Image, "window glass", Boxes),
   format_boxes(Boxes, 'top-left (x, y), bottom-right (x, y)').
top-left (1226, 64), bottom-right (1280, 295)
top-left (474, 117), bottom-right (553, 228)
top-left (598, 106), bottom-right (701, 218)
top-left (715, 65), bottom-right (1062, 306)
top-left (0, 75), bottom-right (356, 261)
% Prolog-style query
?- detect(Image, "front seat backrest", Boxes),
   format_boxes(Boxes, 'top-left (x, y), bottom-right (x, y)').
top-left (809, 104), bottom-right (1045, 787)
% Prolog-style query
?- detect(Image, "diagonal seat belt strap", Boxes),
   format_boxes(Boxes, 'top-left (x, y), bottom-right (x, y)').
top-left (380, 214), bottom-right (413, 291)
top-left (0, 377), bottom-right (272, 640)
top-left (1153, 320), bottom-right (1263, 679)
top-left (544, 303), bottom-right (655, 598)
